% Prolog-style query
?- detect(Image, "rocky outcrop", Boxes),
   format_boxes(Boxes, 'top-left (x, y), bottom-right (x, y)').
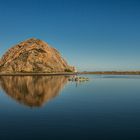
top-left (0, 76), bottom-right (68, 107)
top-left (0, 38), bottom-right (75, 73)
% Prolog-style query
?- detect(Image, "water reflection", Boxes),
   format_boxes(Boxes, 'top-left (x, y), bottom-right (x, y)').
top-left (0, 76), bottom-right (68, 107)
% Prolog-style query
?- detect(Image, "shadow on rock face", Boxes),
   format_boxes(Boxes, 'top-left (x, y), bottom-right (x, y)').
top-left (0, 76), bottom-right (68, 107)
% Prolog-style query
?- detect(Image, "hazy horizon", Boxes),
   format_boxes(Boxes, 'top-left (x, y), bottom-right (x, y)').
top-left (0, 0), bottom-right (140, 71)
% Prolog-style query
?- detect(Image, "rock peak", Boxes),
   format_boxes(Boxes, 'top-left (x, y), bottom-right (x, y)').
top-left (20, 38), bottom-right (48, 47)
top-left (24, 38), bottom-right (43, 43)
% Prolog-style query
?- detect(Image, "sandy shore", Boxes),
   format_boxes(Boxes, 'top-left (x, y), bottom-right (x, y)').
top-left (0, 72), bottom-right (78, 76)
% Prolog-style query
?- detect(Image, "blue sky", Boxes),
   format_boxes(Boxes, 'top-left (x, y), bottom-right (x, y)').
top-left (0, 0), bottom-right (140, 71)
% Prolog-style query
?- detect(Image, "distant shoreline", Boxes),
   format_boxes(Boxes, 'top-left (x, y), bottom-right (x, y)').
top-left (79, 71), bottom-right (140, 75)
top-left (0, 71), bottom-right (140, 76)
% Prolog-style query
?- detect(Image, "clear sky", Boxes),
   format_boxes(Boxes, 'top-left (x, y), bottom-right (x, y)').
top-left (0, 0), bottom-right (140, 71)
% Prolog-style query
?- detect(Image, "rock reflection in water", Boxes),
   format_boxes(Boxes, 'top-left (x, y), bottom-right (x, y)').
top-left (0, 76), bottom-right (68, 107)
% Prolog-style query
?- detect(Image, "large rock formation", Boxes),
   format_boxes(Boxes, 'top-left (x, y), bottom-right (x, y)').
top-left (0, 38), bottom-right (75, 73)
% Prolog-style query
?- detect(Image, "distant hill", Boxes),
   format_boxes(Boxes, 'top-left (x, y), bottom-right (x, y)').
top-left (0, 38), bottom-right (75, 73)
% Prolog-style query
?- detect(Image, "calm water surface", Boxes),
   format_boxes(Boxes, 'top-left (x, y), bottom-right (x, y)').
top-left (0, 75), bottom-right (140, 140)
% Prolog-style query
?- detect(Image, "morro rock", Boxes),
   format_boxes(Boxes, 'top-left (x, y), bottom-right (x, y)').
top-left (0, 38), bottom-right (75, 73)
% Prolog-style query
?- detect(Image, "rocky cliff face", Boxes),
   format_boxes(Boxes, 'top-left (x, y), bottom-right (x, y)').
top-left (0, 38), bottom-right (75, 73)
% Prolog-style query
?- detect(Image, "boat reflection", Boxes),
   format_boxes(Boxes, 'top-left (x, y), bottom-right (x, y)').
top-left (0, 76), bottom-right (68, 107)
